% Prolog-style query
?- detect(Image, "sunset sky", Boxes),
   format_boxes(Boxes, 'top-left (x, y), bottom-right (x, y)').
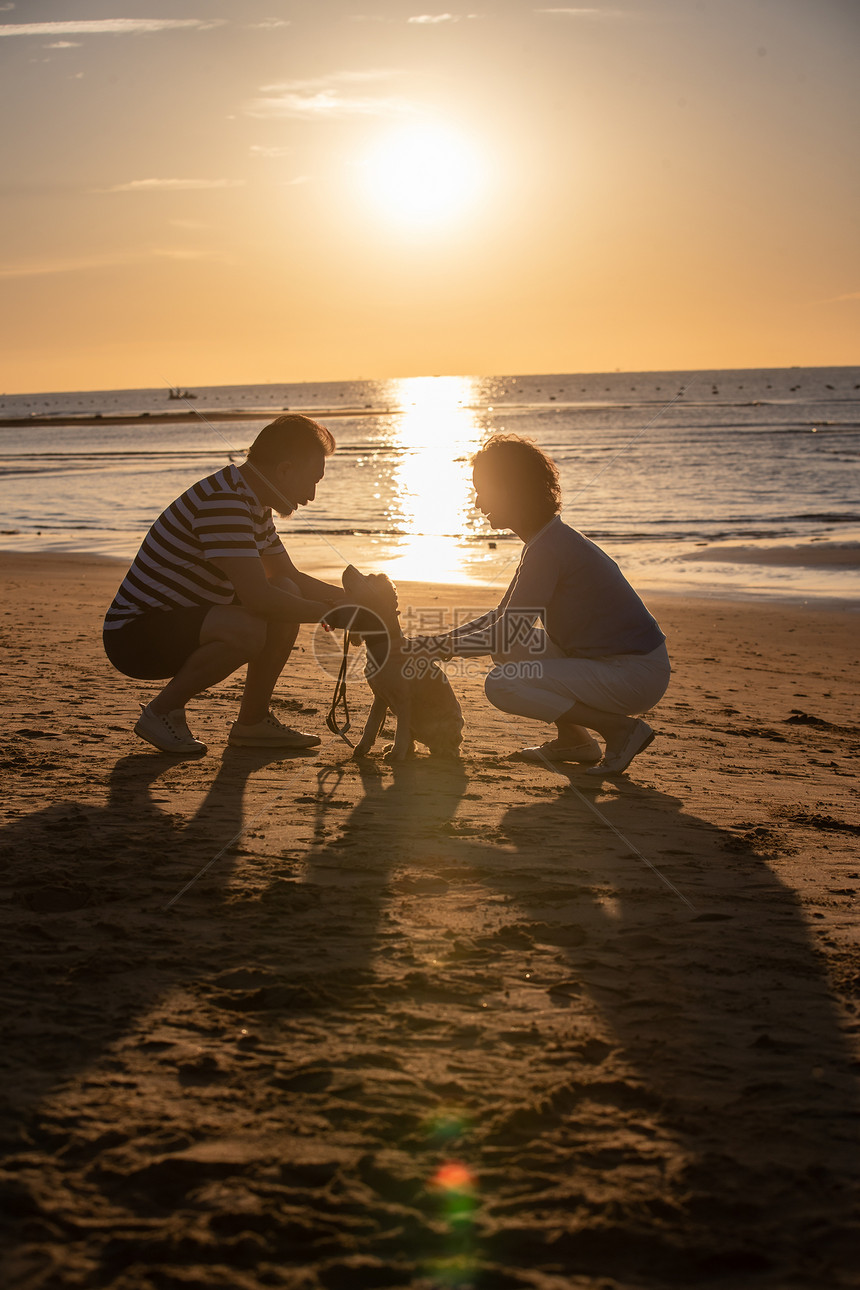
top-left (2, 0), bottom-right (857, 393)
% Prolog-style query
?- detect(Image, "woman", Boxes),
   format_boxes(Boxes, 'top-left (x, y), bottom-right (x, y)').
top-left (411, 434), bottom-right (670, 776)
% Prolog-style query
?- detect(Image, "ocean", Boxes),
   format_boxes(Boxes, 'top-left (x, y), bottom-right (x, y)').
top-left (1, 366), bottom-right (858, 601)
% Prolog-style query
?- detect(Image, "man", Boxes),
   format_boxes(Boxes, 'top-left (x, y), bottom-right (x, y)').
top-left (103, 414), bottom-right (351, 755)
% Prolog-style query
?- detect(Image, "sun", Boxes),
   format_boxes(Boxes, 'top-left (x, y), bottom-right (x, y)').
top-left (361, 122), bottom-right (485, 228)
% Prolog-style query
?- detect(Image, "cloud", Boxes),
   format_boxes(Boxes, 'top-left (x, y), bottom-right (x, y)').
top-left (0, 18), bottom-right (223, 38)
top-left (407, 13), bottom-right (474, 22)
top-left (248, 90), bottom-right (414, 118)
top-left (45, 41), bottom-right (81, 49)
top-left (247, 71), bottom-right (416, 120)
top-left (820, 290), bottom-right (860, 304)
top-left (249, 18), bottom-right (290, 28)
top-left (0, 253), bottom-right (130, 278)
top-left (98, 178), bottom-right (245, 193)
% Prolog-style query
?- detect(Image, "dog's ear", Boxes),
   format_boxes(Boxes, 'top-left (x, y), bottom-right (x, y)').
top-left (343, 563), bottom-right (375, 594)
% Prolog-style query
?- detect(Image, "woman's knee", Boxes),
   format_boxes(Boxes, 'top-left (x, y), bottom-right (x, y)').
top-left (485, 664), bottom-right (523, 714)
top-left (486, 661), bottom-right (565, 722)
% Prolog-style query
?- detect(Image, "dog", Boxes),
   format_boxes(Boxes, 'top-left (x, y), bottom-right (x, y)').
top-left (340, 565), bottom-right (463, 762)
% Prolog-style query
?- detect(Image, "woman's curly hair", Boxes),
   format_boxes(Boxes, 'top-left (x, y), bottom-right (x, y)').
top-left (471, 434), bottom-right (562, 519)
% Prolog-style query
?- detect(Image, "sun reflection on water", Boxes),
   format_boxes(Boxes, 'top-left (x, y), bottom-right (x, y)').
top-left (380, 375), bottom-right (485, 584)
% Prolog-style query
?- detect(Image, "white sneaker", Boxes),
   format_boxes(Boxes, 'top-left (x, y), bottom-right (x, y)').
top-left (228, 711), bottom-right (321, 749)
top-left (134, 704), bottom-right (206, 754)
top-left (585, 719), bottom-right (655, 776)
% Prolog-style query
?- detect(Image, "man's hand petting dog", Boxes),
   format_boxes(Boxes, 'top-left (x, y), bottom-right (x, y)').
top-left (339, 565), bottom-right (463, 762)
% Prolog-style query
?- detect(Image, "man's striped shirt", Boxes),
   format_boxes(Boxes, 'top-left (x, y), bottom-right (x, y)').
top-left (104, 464), bottom-right (285, 631)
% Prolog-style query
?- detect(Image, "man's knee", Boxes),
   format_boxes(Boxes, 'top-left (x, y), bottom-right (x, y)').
top-left (265, 578), bottom-right (301, 644)
top-left (271, 575), bottom-right (300, 595)
top-left (202, 606), bottom-right (268, 659)
top-left (228, 612), bottom-right (268, 659)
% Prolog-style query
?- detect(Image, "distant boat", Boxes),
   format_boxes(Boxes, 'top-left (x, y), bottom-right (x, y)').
top-left (168, 387), bottom-right (197, 400)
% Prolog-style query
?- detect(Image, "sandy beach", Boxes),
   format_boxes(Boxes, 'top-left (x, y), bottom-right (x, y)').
top-left (1, 550), bottom-right (858, 1289)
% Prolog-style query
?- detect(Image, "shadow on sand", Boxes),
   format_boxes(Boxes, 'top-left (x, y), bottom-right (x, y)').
top-left (1, 751), bottom-right (857, 1287)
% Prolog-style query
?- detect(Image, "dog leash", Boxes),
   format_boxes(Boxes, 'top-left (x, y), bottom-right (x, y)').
top-left (325, 630), bottom-right (354, 746)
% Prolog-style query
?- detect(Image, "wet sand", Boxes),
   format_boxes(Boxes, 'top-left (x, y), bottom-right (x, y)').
top-left (683, 541), bottom-right (860, 570)
top-left (1, 551), bottom-right (858, 1289)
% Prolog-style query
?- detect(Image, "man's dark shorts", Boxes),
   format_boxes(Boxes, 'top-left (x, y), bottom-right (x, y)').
top-left (103, 607), bottom-right (212, 680)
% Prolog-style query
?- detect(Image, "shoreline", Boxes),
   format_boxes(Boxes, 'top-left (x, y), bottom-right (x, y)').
top-left (0, 407), bottom-right (393, 428)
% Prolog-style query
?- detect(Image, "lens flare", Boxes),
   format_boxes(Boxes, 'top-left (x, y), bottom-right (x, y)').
top-left (432, 1161), bottom-right (475, 1194)
top-left (425, 1158), bottom-right (479, 1285)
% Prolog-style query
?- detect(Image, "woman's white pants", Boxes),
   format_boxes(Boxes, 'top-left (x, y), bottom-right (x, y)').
top-left (483, 630), bottom-right (670, 723)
